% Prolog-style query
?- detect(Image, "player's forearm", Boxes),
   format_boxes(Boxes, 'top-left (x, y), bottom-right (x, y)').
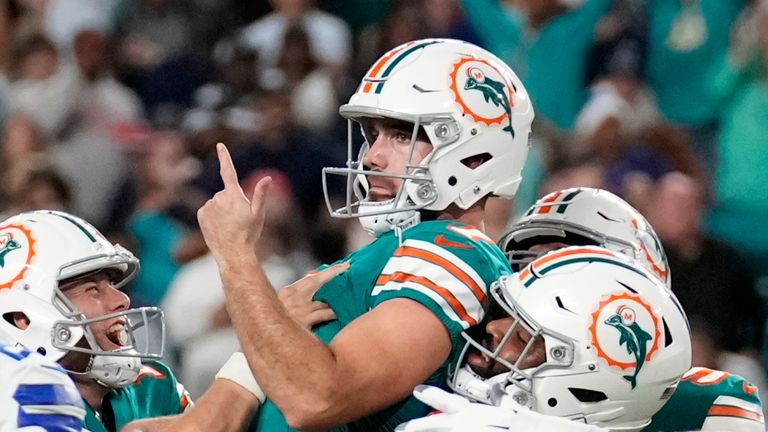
top-left (217, 254), bottom-right (347, 424)
top-left (167, 380), bottom-right (258, 432)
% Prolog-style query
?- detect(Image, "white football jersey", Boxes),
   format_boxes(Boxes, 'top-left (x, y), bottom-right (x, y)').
top-left (0, 343), bottom-right (85, 432)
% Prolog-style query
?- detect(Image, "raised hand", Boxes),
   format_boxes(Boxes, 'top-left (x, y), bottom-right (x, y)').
top-left (197, 143), bottom-right (272, 266)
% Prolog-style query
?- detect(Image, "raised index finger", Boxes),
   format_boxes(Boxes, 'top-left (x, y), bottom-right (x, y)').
top-left (217, 143), bottom-right (239, 190)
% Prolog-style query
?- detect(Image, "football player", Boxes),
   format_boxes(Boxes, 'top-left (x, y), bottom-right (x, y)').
top-left (196, 38), bottom-right (534, 430)
top-left (498, 187), bottom-right (764, 431)
top-left (0, 210), bottom-right (188, 432)
top-left (399, 246), bottom-right (692, 431)
top-left (0, 341), bottom-right (85, 431)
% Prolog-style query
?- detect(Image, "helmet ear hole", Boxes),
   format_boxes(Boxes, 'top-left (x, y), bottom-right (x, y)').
top-left (461, 152), bottom-right (492, 170)
top-left (3, 311), bottom-right (29, 330)
top-left (448, 176), bottom-right (457, 186)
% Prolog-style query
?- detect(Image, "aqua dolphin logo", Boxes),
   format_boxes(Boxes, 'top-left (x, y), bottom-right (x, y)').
top-left (604, 306), bottom-right (653, 389)
top-left (0, 233), bottom-right (21, 268)
top-left (464, 67), bottom-right (514, 136)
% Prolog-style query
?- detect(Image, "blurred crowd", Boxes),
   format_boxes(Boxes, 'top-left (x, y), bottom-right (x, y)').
top-left (0, 0), bottom-right (766, 405)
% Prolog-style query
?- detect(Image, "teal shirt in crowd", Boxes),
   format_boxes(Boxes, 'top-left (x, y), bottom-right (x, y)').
top-left (644, 0), bottom-right (746, 125)
top-left (461, 0), bottom-right (611, 131)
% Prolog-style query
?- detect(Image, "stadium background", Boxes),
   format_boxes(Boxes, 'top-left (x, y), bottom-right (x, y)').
top-left (0, 0), bottom-right (766, 411)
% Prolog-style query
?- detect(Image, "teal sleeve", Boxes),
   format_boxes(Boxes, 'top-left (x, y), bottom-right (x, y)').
top-left (459, 0), bottom-right (523, 56)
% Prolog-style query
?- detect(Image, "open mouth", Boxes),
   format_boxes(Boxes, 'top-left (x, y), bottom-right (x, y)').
top-left (466, 345), bottom-right (505, 379)
top-left (105, 321), bottom-right (129, 348)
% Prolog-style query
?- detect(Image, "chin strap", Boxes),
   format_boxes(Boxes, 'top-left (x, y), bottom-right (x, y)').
top-left (394, 212), bottom-right (421, 245)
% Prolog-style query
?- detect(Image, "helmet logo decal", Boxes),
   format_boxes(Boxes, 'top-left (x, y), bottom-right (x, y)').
top-left (589, 291), bottom-right (661, 389)
top-left (0, 233), bottom-right (21, 267)
top-left (450, 56), bottom-right (516, 136)
top-left (0, 224), bottom-right (36, 289)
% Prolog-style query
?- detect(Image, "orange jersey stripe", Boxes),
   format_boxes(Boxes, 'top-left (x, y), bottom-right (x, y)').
top-left (377, 271), bottom-right (476, 326)
top-left (533, 247), bottom-right (618, 272)
top-left (537, 191), bottom-right (563, 214)
top-left (394, 246), bottom-right (487, 306)
top-left (708, 405), bottom-right (763, 422)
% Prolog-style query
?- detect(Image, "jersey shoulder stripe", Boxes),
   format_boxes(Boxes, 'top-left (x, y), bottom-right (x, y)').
top-left (376, 271), bottom-right (477, 327)
top-left (373, 239), bottom-right (488, 328)
top-left (394, 240), bottom-right (487, 306)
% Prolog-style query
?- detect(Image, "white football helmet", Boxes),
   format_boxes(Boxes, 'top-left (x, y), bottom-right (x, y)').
top-left (499, 188), bottom-right (670, 288)
top-left (322, 38), bottom-right (534, 237)
top-left (0, 211), bottom-right (165, 388)
top-left (449, 246), bottom-right (691, 431)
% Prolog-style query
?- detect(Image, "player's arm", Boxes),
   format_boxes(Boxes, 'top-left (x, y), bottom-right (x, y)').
top-left (119, 380), bottom-right (258, 432)
top-left (198, 144), bottom-right (453, 428)
top-left (221, 252), bottom-right (451, 429)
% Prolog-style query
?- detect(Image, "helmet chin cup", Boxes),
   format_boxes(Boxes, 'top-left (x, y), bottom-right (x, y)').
top-left (88, 352), bottom-right (142, 388)
top-left (358, 199), bottom-right (421, 238)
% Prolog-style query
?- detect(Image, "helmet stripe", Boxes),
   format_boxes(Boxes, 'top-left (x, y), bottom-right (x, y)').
top-left (535, 191), bottom-right (563, 214)
top-left (555, 189), bottom-right (583, 214)
top-left (51, 213), bottom-right (96, 242)
top-left (371, 41), bottom-right (443, 94)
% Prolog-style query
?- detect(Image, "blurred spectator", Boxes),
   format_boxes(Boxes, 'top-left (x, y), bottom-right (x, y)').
top-left (642, 172), bottom-right (768, 408)
top-left (106, 130), bottom-right (200, 307)
top-left (643, 0), bottom-right (747, 171)
top-left (706, 0), bottom-right (768, 275)
top-left (239, 0), bottom-right (352, 76)
top-left (192, 88), bottom-right (344, 220)
top-left (113, 0), bottom-right (210, 116)
top-left (422, 0), bottom-right (480, 43)
top-left (276, 24), bottom-right (338, 133)
top-left (14, 27), bottom-right (144, 227)
top-left (355, 0), bottom-right (430, 73)
top-left (162, 169), bottom-right (311, 398)
top-left (43, 0), bottom-right (118, 48)
top-left (542, 81), bottom-right (704, 200)
top-left (9, 33), bottom-right (81, 137)
top-left (460, 0), bottom-right (612, 130)
top-left (0, 155), bottom-right (72, 218)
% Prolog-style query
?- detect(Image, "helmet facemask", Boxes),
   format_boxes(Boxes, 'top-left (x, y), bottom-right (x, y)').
top-left (450, 280), bottom-right (575, 409)
top-left (322, 110), bottom-right (457, 237)
top-left (52, 267), bottom-right (165, 388)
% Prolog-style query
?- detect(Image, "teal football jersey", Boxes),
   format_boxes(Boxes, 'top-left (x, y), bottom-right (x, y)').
top-left (647, 367), bottom-right (764, 431)
top-left (253, 220), bottom-right (512, 431)
top-left (82, 361), bottom-right (191, 432)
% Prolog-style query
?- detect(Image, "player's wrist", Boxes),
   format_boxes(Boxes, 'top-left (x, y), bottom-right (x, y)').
top-left (215, 352), bottom-right (265, 404)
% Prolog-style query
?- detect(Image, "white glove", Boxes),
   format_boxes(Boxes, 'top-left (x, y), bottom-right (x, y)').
top-left (396, 385), bottom-right (608, 432)
top-left (214, 352), bottom-right (265, 404)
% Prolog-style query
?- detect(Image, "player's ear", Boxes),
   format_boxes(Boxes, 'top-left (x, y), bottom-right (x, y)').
top-left (3, 311), bottom-right (31, 330)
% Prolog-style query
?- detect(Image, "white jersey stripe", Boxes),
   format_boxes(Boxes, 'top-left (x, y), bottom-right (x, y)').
top-left (375, 255), bottom-right (484, 324)
top-left (374, 278), bottom-right (470, 328)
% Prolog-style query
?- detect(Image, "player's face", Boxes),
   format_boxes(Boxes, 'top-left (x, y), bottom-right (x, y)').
top-left (467, 316), bottom-right (546, 378)
top-left (361, 118), bottom-right (433, 202)
top-left (60, 270), bottom-right (131, 352)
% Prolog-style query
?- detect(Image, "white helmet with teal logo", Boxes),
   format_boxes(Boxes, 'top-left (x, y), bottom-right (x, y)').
top-left (449, 246), bottom-right (691, 431)
top-left (0, 210), bottom-right (165, 388)
top-left (322, 38), bottom-right (534, 237)
top-left (499, 187), bottom-right (670, 288)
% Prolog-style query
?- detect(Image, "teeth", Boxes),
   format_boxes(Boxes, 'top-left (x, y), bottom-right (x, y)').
top-left (108, 323), bottom-right (128, 346)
